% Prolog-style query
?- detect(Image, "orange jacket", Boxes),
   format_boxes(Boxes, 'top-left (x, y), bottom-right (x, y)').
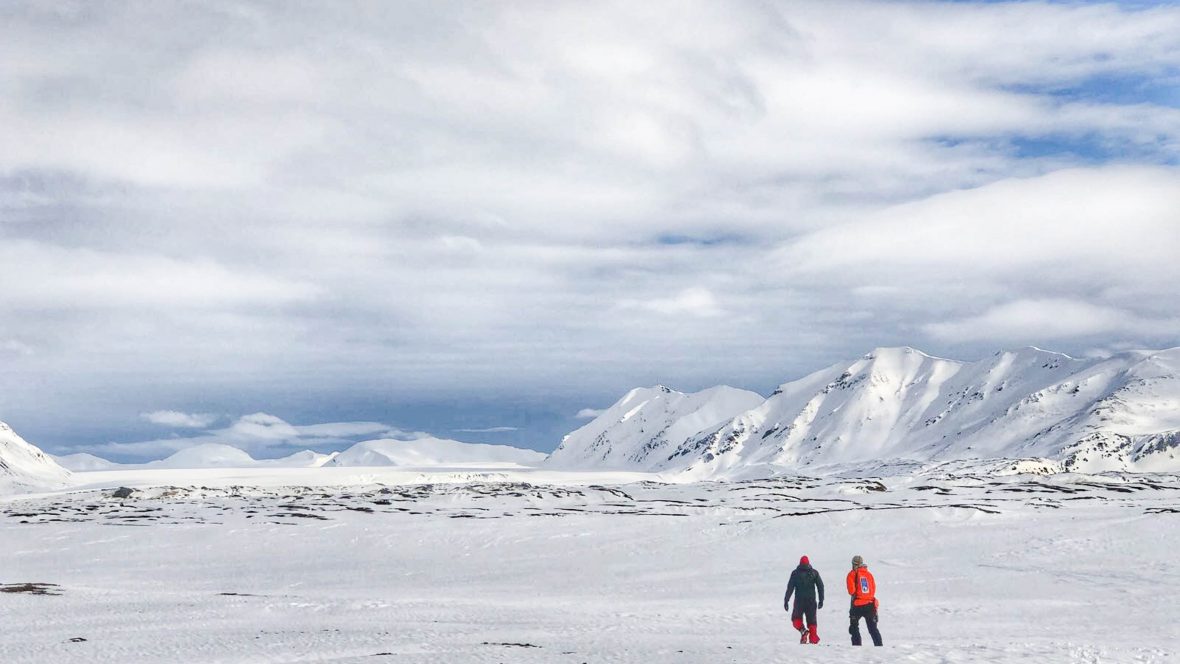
top-left (846, 567), bottom-right (877, 606)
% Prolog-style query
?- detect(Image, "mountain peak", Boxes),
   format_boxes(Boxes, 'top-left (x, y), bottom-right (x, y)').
top-left (328, 437), bottom-right (544, 468)
top-left (0, 421), bottom-right (71, 492)
top-left (152, 443), bottom-right (257, 469)
top-left (546, 384), bottom-right (764, 470)
top-left (551, 345), bottom-right (1180, 477)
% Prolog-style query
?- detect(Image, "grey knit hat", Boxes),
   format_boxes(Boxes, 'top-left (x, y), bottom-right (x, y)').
top-left (851, 555), bottom-right (864, 568)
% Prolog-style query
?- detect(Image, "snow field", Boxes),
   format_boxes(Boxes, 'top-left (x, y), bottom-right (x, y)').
top-left (1, 472), bottom-right (1177, 663)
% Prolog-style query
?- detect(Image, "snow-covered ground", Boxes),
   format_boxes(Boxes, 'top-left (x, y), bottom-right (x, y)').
top-left (2, 467), bottom-right (1177, 663)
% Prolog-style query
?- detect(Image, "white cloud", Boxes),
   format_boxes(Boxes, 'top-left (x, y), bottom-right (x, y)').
top-left (0, 339), bottom-right (35, 357)
top-left (84, 414), bottom-right (430, 461)
top-left (4, 240), bottom-right (321, 310)
top-left (224, 412), bottom-right (301, 440)
top-left (1, 1), bottom-right (1178, 446)
top-left (172, 50), bottom-right (325, 104)
top-left (293, 422), bottom-right (393, 438)
top-left (141, 411), bottom-right (220, 428)
top-left (772, 166), bottom-right (1180, 351)
top-left (620, 288), bottom-right (724, 318)
top-left (924, 299), bottom-right (1180, 343)
top-left (779, 167), bottom-right (1180, 279)
top-left (575, 408), bottom-right (605, 419)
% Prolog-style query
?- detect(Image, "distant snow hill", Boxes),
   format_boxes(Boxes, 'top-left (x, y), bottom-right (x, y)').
top-left (325, 437), bottom-right (546, 468)
top-left (52, 452), bottom-right (119, 472)
top-left (549, 346), bottom-right (1180, 478)
top-left (54, 444), bottom-right (340, 471)
top-left (0, 421), bottom-right (71, 491)
top-left (150, 443), bottom-right (269, 469)
top-left (56, 438), bottom-right (545, 472)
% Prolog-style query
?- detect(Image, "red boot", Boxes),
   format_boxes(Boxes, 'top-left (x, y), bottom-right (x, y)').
top-left (808, 625), bottom-right (820, 644)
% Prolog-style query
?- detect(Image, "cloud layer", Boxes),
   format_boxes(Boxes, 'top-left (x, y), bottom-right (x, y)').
top-left (141, 411), bottom-right (220, 429)
top-left (87, 413), bottom-right (404, 461)
top-left (1, 1), bottom-right (1177, 454)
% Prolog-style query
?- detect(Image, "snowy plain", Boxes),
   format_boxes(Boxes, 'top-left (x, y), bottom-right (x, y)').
top-left (2, 465), bottom-right (1178, 664)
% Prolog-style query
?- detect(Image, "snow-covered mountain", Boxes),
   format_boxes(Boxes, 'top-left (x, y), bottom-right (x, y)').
top-left (53, 452), bottom-right (120, 472)
top-left (552, 347), bottom-right (1180, 477)
top-left (0, 421), bottom-right (71, 491)
top-left (146, 445), bottom-right (339, 469)
top-left (149, 443), bottom-right (257, 469)
top-left (545, 386), bottom-right (764, 470)
top-left (256, 450), bottom-right (339, 468)
top-left (47, 438), bottom-right (534, 473)
top-left (327, 437), bottom-right (545, 468)
top-left (55, 448), bottom-right (338, 471)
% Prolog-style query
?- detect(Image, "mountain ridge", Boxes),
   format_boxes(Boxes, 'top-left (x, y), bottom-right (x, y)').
top-left (545, 385), bottom-right (765, 471)
top-left (554, 346), bottom-right (1180, 477)
top-left (0, 420), bottom-right (71, 491)
top-left (325, 436), bottom-right (545, 467)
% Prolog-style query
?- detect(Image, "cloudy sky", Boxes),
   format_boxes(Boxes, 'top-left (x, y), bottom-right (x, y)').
top-left (2, 0), bottom-right (1178, 460)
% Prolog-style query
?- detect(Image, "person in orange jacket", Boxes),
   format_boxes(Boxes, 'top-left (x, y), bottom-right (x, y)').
top-left (846, 555), bottom-right (883, 646)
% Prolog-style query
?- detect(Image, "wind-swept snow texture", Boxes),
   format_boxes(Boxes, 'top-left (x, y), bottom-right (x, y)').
top-left (0, 421), bottom-right (70, 491)
top-left (560, 347), bottom-right (1180, 478)
top-left (327, 437), bottom-right (545, 467)
top-left (1, 470), bottom-right (1177, 663)
top-left (546, 385), bottom-right (764, 470)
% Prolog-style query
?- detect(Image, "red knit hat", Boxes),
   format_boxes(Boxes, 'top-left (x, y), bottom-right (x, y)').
top-left (800, 555), bottom-right (810, 565)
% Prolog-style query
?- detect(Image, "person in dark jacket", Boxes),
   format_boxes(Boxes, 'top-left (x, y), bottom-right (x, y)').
top-left (783, 555), bottom-right (824, 644)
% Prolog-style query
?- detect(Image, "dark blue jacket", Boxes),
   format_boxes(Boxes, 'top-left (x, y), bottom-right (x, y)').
top-left (784, 564), bottom-right (825, 608)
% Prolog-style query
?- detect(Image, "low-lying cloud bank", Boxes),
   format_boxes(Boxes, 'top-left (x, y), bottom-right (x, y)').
top-left (79, 413), bottom-right (415, 462)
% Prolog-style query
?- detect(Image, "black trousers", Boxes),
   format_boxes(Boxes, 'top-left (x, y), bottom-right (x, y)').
top-left (849, 602), bottom-right (882, 646)
top-left (791, 599), bottom-right (818, 628)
